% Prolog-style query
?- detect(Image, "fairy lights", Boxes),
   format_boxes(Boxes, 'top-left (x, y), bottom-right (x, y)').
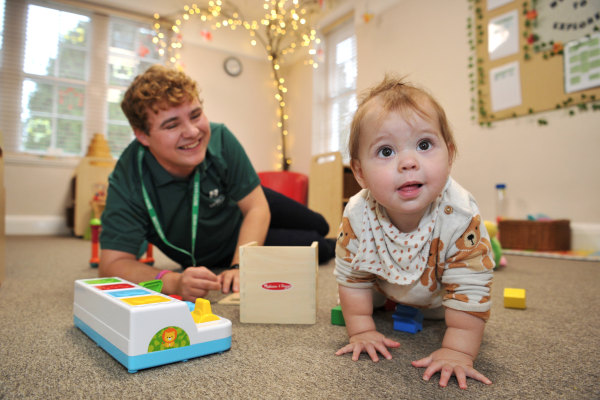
top-left (153, 0), bottom-right (327, 170)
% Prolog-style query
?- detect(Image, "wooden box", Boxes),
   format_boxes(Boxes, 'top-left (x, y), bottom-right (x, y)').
top-left (240, 242), bottom-right (318, 324)
top-left (498, 219), bottom-right (571, 251)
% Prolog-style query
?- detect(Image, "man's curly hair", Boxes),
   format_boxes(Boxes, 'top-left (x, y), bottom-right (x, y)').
top-left (121, 65), bottom-right (202, 134)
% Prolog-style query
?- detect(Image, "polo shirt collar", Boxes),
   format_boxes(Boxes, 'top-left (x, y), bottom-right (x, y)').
top-left (141, 145), bottom-right (212, 187)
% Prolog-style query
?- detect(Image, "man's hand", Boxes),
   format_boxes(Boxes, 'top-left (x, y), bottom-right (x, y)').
top-left (412, 347), bottom-right (492, 389)
top-left (175, 266), bottom-right (221, 302)
top-left (218, 269), bottom-right (240, 294)
top-left (335, 330), bottom-right (400, 362)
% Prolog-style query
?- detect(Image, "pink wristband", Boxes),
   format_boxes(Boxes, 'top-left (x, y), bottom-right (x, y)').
top-left (155, 269), bottom-right (172, 280)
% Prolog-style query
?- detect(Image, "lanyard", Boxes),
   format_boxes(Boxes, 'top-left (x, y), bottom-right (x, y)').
top-left (137, 146), bottom-right (199, 266)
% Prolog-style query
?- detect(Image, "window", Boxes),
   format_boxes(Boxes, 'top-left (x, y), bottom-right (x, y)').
top-left (107, 18), bottom-right (162, 156)
top-left (21, 5), bottom-right (90, 155)
top-left (325, 19), bottom-right (357, 161)
top-left (0, 0), bottom-right (162, 159)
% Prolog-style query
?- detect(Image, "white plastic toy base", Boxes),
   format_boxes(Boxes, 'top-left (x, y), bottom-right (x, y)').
top-left (73, 277), bottom-right (231, 373)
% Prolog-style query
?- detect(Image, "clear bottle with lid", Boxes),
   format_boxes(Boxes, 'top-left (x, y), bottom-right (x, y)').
top-left (495, 183), bottom-right (506, 223)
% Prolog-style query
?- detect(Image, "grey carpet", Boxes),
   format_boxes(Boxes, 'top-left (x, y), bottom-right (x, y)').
top-left (0, 236), bottom-right (598, 399)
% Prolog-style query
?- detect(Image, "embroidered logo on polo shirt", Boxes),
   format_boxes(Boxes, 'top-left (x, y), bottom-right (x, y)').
top-left (208, 188), bottom-right (225, 208)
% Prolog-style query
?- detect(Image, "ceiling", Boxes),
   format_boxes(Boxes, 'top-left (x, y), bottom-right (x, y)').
top-left (76, 0), bottom-right (310, 21)
top-left (77, 0), bottom-right (204, 19)
top-left (75, 0), bottom-right (344, 57)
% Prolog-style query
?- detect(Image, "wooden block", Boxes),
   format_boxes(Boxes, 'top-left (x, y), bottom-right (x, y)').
top-left (240, 242), bottom-right (318, 324)
top-left (218, 293), bottom-right (240, 305)
top-left (504, 288), bottom-right (526, 309)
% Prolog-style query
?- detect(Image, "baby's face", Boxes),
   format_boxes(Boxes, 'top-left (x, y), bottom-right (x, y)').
top-left (351, 99), bottom-right (452, 233)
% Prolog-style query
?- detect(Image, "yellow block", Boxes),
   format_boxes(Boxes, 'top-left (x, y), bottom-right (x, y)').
top-left (504, 288), bottom-right (526, 309)
top-left (191, 298), bottom-right (220, 323)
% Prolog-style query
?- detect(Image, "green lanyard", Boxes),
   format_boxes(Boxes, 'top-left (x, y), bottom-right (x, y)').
top-left (137, 146), bottom-right (199, 266)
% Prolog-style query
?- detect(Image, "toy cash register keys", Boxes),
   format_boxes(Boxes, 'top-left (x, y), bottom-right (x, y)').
top-left (73, 277), bottom-right (231, 373)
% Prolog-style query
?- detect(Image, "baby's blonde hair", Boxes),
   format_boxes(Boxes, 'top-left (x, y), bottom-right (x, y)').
top-left (121, 65), bottom-right (201, 134)
top-left (348, 75), bottom-right (457, 162)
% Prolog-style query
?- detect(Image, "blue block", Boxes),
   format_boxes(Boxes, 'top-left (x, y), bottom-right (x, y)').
top-left (392, 305), bottom-right (423, 334)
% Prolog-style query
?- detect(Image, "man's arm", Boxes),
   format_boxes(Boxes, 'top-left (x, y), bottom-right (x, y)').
top-left (98, 249), bottom-right (220, 301)
top-left (219, 185), bottom-right (270, 293)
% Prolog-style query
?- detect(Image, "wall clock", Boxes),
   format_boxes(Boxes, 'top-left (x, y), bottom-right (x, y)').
top-left (223, 56), bottom-right (242, 77)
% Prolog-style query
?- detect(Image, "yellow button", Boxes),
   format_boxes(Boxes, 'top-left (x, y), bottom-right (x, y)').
top-left (444, 205), bottom-right (453, 214)
top-left (121, 295), bottom-right (170, 306)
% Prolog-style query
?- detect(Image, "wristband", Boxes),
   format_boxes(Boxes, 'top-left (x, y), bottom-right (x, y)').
top-left (155, 269), bottom-right (172, 280)
top-left (229, 263), bottom-right (240, 270)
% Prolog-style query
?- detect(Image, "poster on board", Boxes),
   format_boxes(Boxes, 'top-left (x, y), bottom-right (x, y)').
top-left (488, 9), bottom-right (520, 60)
top-left (490, 61), bottom-right (522, 112)
top-left (564, 33), bottom-right (600, 93)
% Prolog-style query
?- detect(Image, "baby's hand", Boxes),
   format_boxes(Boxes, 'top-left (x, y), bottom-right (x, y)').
top-left (335, 330), bottom-right (400, 362)
top-left (412, 347), bottom-right (492, 389)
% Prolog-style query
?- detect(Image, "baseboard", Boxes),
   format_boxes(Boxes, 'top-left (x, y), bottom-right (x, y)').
top-left (6, 215), bottom-right (71, 235)
top-left (571, 222), bottom-right (600, 253)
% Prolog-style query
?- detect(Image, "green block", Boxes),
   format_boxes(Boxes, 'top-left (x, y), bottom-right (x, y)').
top-left (331, 305), bottom-right (345, 326)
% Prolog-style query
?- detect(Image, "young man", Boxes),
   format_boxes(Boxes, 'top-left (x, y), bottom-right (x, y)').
top-left (99, 65), bottom-right (334, 301)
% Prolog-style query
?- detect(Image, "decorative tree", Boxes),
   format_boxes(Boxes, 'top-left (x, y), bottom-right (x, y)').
top-left (153, 0), bottom-right (331, 171)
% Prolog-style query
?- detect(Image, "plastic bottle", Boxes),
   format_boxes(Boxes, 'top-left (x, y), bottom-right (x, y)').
top-left (495, 183), bottom-right (506, 223)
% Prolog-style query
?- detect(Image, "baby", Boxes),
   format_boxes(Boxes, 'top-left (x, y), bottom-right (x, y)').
top-left (334, 76), bottom-right (494, 389)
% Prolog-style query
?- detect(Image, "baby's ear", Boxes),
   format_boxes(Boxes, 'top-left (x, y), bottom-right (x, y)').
top-left (447, 143), bottom-right (456, 165)
top-left (350, 159), bottom-right (367, 189)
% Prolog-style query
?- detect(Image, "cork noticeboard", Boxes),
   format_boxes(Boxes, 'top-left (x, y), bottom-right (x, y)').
top-left (473, 0), bottom-right (600, 124)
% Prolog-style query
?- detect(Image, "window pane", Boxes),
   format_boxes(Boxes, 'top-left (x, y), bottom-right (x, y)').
top-left (57, 118), bottom-right (83, 155)
top-left (111, 20), bottom-right (137, 51)
top-left (57, 85), bottom-right (85, 116)
top-left (107, 88), bottom-right (126, 121)
top-left (108, 54), bottom-right (137, 86)
top-left (25, 80), bottom-right (53, 113)
top-left (107, 123), bottom-right (133, 157)
top-left (330, 37), bottom-right (356, 96)
top-left (330, 93), bottom-right (356, 152)
top-left (24, 5), bottom-right (89, 78)
top-left (23, 116), bottom-right (52, 152)
top-left (58, 48), bottom-right (87, 80)
top-left (21, 79), bottom-right (84, 154)
top-left (107, 87), bottom-right (132, 157)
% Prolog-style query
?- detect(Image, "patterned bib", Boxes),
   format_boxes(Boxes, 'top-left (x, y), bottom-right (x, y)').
top-left (350, 190), bottom-right (443, 285)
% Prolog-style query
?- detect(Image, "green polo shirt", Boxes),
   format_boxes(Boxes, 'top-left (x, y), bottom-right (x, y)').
top-left (100, 122), bottom-right (260, 269)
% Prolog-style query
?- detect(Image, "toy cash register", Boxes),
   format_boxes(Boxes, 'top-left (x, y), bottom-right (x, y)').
top-left (73, 277), bottom-right (231, 373)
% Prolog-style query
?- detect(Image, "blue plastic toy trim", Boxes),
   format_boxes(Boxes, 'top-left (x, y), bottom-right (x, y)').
top-left (74, 316), bottom-right (231, 373)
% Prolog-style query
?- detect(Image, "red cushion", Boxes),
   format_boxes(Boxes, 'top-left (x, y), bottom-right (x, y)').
top-left (258, 171), bottom-right (308, 205)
